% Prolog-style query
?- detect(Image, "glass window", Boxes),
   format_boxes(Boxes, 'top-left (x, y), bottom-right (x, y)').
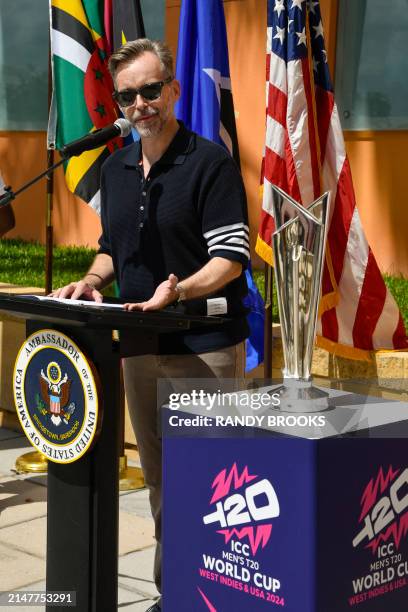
top-left (0, 0), bottom-right (49, 131)
top-left (335, 0), bottom-right (408, 130)
top-left (0, 0), bottom-right (165, 132)
top-left (142, 0), bottom-right (165, 41)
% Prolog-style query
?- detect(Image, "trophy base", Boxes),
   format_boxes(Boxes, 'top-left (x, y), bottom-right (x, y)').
top-left (275, 378), bottom-right (329, 413)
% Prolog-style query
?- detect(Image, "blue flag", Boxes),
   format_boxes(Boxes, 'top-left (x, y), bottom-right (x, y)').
top-left (175, 0), bottom-right (264, 371)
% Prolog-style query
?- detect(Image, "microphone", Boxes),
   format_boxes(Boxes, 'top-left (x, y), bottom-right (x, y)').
top-left (59, 118), bottom-right (132, 158)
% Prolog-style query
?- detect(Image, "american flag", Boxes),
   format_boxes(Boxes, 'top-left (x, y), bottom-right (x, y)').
top-left (256, 0), bottom-right (408, 358)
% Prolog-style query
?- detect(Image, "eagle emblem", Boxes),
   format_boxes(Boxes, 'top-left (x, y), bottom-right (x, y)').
top-left (38, 361), bottom-right (75, 426)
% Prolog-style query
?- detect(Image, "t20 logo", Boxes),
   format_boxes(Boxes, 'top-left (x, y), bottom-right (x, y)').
top-left (353, 466), bottom-right (408, 554)
top-left (203, 478), bottom-right (279, 528)
top-left (203, 463), bottom-right (280, 555)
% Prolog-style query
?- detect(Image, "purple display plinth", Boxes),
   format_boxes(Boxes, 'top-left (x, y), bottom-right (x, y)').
top-left (162, 386), bottom-right (408, 611)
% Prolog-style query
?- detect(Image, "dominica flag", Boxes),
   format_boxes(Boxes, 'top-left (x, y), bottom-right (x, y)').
top-left (49, 1), bottom-right (145, 213)
top-left (49, 0), bottom-right (120, 213)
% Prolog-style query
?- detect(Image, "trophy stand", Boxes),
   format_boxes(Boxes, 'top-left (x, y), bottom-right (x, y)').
top-left (271, 185), bottom-right (331, 412)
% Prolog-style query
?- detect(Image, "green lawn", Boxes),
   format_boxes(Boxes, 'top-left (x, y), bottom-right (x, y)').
top-left (384, 275), bottom-right (408, 329)
top-left (0, 239), bottom-right (115, 297)
top-left (0, 239), bottom-right (407, 329)
top-left (0, 239), bottom-right (96, 288)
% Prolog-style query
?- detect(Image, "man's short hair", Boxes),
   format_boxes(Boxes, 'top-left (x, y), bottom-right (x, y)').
top-left (108, 38), bottom-right (174, 82)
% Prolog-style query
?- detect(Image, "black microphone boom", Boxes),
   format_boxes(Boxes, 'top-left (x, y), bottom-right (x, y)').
top-left (0, 119), bottom-right (133, 208)
top-left (59, 118), bottom-right (132, 159)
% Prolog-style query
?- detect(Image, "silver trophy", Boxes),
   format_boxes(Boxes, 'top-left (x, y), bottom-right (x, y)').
top-left (271, 185), bottom-right (330, 412)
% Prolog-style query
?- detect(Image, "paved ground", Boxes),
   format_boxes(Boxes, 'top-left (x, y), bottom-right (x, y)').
top-left (0, 427), bottom-right (159, 611)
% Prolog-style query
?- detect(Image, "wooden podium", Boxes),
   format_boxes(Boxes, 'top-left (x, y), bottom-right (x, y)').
top-left (0, 293), bottom-right (218, 612)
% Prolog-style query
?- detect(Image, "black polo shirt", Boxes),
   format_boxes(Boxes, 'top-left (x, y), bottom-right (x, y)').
top-left (98, 122), bottom-right (250, 354)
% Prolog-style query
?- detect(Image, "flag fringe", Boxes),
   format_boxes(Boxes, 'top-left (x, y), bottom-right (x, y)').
top-left (318, 291), bottom-right (338, 315)
top-left (316, 335), bottom-right (408, 362)
top-left (255, 235), bottom-right (274, 267)
top-left (324, 244), bottom-right (339, 299)
top-left (316, 335), bottom-right (374, 362)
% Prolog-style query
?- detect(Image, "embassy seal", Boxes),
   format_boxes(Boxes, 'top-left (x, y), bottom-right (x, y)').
top-left (13, 329), bottom-right (101, 464)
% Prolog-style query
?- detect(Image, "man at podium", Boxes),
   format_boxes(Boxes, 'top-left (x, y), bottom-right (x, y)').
top-left (52, 39), bottom-right (249, 612)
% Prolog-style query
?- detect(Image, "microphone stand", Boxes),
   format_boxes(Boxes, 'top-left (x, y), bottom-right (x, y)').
top-left (0, 156), bottom-right (65, 208)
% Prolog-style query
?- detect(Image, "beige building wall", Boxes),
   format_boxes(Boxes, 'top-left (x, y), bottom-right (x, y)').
top-left (0, 133), bottom-right (101, 249)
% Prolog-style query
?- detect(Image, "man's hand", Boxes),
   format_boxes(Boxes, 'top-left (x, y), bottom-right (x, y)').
top-left (49, 254), bottom-right (114, 302)
top-left (124, 274), bottom-right (179, 311)
top-left (123, 258), bottom-right (242, 312)
top-left (49, 280), bottom-right (103, 302)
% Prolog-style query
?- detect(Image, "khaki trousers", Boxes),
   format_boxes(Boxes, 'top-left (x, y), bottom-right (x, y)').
top-left (123, 342), bottom-right (245, 594)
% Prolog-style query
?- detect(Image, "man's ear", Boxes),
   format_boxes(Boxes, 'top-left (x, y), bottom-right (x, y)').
top-left (171, 78), bottom-right (181, 102)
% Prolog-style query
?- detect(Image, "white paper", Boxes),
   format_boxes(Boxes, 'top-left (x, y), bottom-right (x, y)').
top-left (24, 295), bottom-right (124, 309)
top-left (206, 297), bottom-right (227, 315)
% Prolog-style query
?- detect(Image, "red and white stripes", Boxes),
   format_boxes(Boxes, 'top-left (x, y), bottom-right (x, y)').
top-left (257, 11), bottom-right (407, 357)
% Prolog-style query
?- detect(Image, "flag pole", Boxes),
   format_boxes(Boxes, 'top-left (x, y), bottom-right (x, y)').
top-left (15, 30), bottom-right (56, 474)
top-left (45, 43), bottom-right (54, 295)
top-left (264, 263), bottom-right (273, 379)
top-left (45, 151), bottom-right (54, 295)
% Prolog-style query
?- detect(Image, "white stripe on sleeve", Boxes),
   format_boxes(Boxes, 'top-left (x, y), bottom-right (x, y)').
top-left (207, 230), bottom-right (249, 247)
top-left (203, 222), bottom-right (249, 240)
top-left (208, 244), bottom-right (250, 259)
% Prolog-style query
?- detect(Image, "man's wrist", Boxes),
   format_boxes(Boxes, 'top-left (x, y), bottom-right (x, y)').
top-left (83, 272), bottom-right (104, 290)
top-left (175, 283), bottom-right (187, 302)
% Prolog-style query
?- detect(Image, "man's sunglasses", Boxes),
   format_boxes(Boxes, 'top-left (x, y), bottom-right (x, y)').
top-left (113, 77), bottom-right (173, 107)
